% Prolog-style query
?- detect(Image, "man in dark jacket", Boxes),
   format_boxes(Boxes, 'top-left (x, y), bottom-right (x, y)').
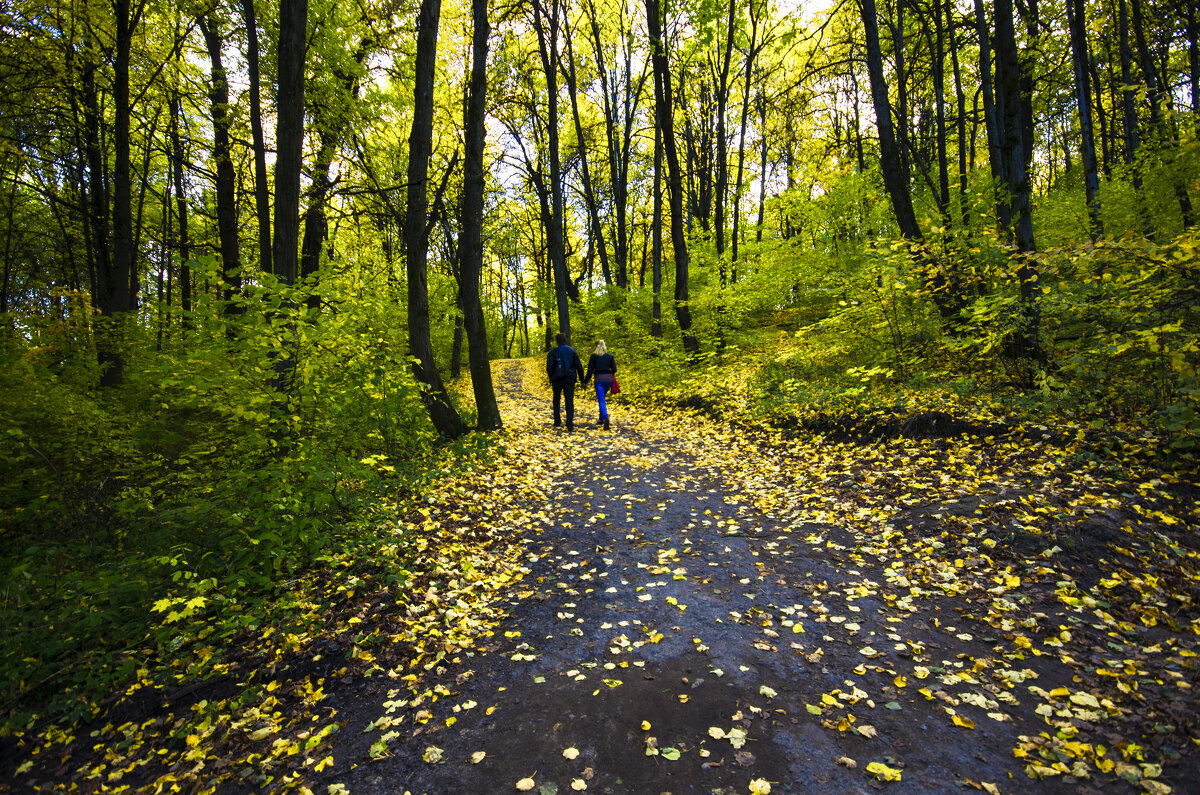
top-left (546, 333), bottom-right (585, 431)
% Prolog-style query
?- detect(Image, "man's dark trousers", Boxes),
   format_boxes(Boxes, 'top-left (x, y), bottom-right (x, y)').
top-left (552, 379), bottom-right (577, 430)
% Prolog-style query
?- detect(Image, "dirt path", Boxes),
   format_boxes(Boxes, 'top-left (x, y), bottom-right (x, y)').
top-left (330, 362), bottom-right (1090, 795)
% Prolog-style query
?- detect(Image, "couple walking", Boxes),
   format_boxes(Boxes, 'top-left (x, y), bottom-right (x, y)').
top-left (546, 333), bottom-right (618, 432)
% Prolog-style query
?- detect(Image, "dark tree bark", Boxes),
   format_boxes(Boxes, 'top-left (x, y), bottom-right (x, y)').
top-left (1118, 0), bottom-right (1153, 237)
top-left (994, 0), bottom-right (1041, 364)
top-left (860, 0), bottom-right (922, 242)
top-left (273, 0), bottom-right (307, 288)
top-left (561, 16), bottom-right (612, 289)
top-left (1187, 0), bottom-right (1200, 134)
top-left (973, 0), bottom-right (1003, 221)
top-left (267, 0), bottom-right (307, 421)
top-left (731, 0), bottom-right (763, 280)
top-left (756, 87), bottom-right (767, 243)
top-left (651, 113), bottom-right (663, 339)
top-left (407, 0), bottom-right (466, 437)
top-left (167, 88), bottom-right (190, 327)
top-left (862, 0), bottom-right (966, 322)
top-left (1066, 0), bottom-right (1103, 238)
top-left (97, 0), bottom-right (143, 386)
top-left (461, 0), bottom-right (502, 431)
top-left (198, 15), bottom-right (242, 316)
top-left (646, 0), bottom-right (698, 354)
top-left (947, 0), bottom-right (969, 228)
top-left (932, 0), bottom-right (951, 223)
top-left (888, 0), bottom-right (912, 189)
top-left (240, 0), bottom-right (272, 274)
top-left (531, 0), bottom-right (571, 341)
top-left (713, 0), bottom-right (736, 262)
top-left (584, 0), bottom-right (646, 289)
top-left (1130, 0), bottom-right (1193, 227)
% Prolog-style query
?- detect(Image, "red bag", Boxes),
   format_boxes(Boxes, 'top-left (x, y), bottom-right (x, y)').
top-left (611, 377), bottom-right (621, 395)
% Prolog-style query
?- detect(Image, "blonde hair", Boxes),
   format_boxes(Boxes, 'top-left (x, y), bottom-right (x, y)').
top-left (594, 340), bottom-right (607, 355)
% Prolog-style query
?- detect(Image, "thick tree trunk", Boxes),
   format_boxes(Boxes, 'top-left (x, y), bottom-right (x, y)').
top-left (461, 0), bottom-right (502, 431)
top-left (100, 0), bottom-right (138, 386)
top-left (273, 0), bottom-right (306, 288)
top-left (268, 0), bottom-right (307, 421)
top-left (646, 0), bottom-right (698, 354)
top-left (994, 0), bottom-right (1041, 366)
top-left (198, 16), bottom-right (242, 316)
top-left (240, 0), bottom-right (272, 273)
top-left (407, 0), bottom-right (465, 438)
top-left (860, 0), bottom-right (922, 242)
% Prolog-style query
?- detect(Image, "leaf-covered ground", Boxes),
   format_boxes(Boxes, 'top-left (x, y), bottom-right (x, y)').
top-left (3, 359), bottom-right (1197, 794)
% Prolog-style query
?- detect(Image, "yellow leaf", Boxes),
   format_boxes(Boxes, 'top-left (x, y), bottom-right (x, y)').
top-left (563, 747), bottom-right (580, 760)
top-left (866, 761), bottom-right (903, 781)
top-left (749, 779), bottom-right (772, 794)
top-left (894, 675), bottom-right (907, 688)
top-left (471, 751), bottom-right (486, 764)
top-left (642, 721), bottom-right (652, 731)
top-left (515, 778), bottom-right (536, 791)
top-left (952, 715), bottom-right (975, 730)
top-left (570, 780), bottom-right (587, 792)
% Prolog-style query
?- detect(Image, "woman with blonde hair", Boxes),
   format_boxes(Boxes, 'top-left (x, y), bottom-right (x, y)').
top-left (584, 339), bottom-right (618, 430)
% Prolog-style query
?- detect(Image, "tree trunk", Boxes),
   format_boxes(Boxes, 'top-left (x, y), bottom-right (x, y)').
top-left (100, 0), bottom-right (138, 386)
top-left (756, 87), bottom-right (767, 243)
top-left (461, 0), bottom-right (502, 431)
top-left (948, 0), bottom-right (970, 229)
top-left (273, 0), bottom-right (306, 288)
top-left (269, 0), bottom-right (307, 419)
top-left (198, 15), bottom-right (242, 316)
top-left (651, 114), bottom-right (663, 339)
top-left (1066, 0), bottom-right (1103, 238)
top-left (731, 0), bottom-right (761, 281)
top-left (646, 0), bottom-right (698, 354)
top-left (407, 0), bottom-right (465, 438)
top-left (973, 0), bottom-right (1003, 223)
top-left (240, 0), bottom-right (272, 273)
top-left (168, 89), bottom-right (190, 327)
top-left (532, 0), bottom-right (571, 342)
top-left (861, 0), bottom-right (922, 242)
top-left (994, 0), bottom-right (1041, 365)
top-left (562, 16), bottom-right (612, 289)
top-left (932, 0), bottom-right (951, 223)
top-left (713, 0), bottom-right (736, 262)
top-left (1118, 0), bottom-right (1153, 238)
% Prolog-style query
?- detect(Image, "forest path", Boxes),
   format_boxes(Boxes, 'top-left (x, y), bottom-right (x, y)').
top-left (337, 360), bottom-right (1063, 795)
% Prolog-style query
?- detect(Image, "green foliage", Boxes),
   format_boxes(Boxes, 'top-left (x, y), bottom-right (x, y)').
top-left (0, 262), bottom-right (476, 731)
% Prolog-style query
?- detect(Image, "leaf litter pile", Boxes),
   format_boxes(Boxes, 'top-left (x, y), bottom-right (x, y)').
top-left (3, 358), bottom-right (1197, 794)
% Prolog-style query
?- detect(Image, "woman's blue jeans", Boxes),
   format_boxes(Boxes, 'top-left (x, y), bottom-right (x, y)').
top-left (594, 375), bottom-right (613, 421)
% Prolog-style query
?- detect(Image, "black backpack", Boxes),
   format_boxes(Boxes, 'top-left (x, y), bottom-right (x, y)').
top-left (551, 347), bottom-right (572, 380)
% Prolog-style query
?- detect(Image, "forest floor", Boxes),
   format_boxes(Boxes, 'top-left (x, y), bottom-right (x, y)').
top-left (3, 358), bottom-right (1198, 794)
